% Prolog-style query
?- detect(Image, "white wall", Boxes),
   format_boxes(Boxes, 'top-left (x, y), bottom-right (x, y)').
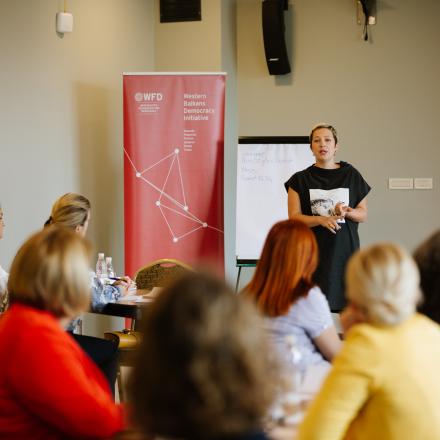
top-left (155, 0), bottom-right (222, 71)
top-left (0, 0), bottom-right (154, 272)
top-left (221, 0), bottom-right (238, 286)
top-left (2, 0), bottom-right (439, 298)
top-left (237, 0), bottom-right (440, 254)
top-left (0, 0), bottom-right (155, 335)
top-left (153, 0), bottom-right (239, 284)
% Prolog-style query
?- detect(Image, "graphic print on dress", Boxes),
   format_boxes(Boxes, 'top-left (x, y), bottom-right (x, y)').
top-left (309, 188), bottom-right (349, 223)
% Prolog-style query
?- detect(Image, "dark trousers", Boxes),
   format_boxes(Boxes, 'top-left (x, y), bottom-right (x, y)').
top-left (69, 332), bottom-right (118, 397)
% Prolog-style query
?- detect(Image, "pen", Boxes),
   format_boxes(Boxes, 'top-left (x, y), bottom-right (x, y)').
top-left (110, 277), bottom-right (137, 286)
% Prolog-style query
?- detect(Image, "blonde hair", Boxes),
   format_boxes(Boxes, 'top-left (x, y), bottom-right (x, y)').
top-left (310, 123), bottom-right (338, 144)
top-left (8, 226), bottom-right (92, 318)
top-left (346, 242), bottom-right (421, 326)
top-left (45, 193), bottom-right (90, 229)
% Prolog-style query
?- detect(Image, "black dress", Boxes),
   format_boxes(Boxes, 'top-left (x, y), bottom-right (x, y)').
top-left (285, 161), bottom-right (371, 311)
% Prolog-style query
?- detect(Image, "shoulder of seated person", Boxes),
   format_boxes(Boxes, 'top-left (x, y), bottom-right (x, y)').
top-left (343, 320), bottom-right (407, 350)
top-left (306, 285), bottom-right (327, 301)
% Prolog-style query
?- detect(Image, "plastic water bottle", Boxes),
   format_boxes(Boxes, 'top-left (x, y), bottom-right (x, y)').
top-left (96, 253), bottom-right (107, 279)
top-left (106, 257), bottom-right (115, 278)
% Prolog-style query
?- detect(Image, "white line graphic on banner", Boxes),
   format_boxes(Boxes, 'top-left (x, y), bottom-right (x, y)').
top-left (124, 148), bottom-right (224, 243)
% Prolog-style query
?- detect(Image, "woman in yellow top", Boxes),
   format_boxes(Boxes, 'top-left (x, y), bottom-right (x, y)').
top-left (298, 242), bottom-right (440, 440)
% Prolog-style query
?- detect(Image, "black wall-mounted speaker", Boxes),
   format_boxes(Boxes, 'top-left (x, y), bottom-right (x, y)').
top-left (262, 0), bottom-right (291, 75)
top-left (160, 0), bottom-right (201, 23)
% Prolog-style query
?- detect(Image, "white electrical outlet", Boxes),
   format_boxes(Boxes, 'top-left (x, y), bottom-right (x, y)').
top-left (414, 178), bottom-right (433, 190)
top-left (56, 12), bottom-right (73, 33)
top-left (388, 178), bottom-right (413, 190)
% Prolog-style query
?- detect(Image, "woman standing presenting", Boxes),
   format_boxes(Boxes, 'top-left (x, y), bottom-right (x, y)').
top-left (285, 124), bottom-right (370, 311)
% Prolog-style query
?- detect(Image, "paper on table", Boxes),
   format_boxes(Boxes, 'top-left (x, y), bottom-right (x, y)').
top-left (120, 294), bottom-right (154, 302)
top-left (134, 296), bottom-right (154, 303)
top-left (121, 287), bottom-right (163, 302)
top-left (120, 294), bottom-right (142, 301)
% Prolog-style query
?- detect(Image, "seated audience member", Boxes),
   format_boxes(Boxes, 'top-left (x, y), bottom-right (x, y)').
top-left (298, 242), bottom-right (440, 440)
top-left (129, 272), bottom-right (277, 440)
top-left (45, 192), bottom-right (132, 394)
top-left (244, 219), bottom-right (341, 374)
top-left (413, 229), bottom-right (440, 323)
top-left (45, 193), bottom-right (132, 310)
top-left (0, 227), bottom-right (124, 439)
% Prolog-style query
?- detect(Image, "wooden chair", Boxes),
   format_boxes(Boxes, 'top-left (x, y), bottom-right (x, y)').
top-left (134, 258), bottom-right (192, 291)
top-left (108, 259), bottom-right (192, 402)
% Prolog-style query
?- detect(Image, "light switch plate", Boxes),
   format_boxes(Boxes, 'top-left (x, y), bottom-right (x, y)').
top-left (388, 178), bottom-right (413, 190)
top-left (414, 178), bottom-right (433, 189)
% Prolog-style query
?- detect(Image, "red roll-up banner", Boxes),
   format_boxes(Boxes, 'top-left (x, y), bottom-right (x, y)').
top-left (123, 73), bottom-right (225, 277)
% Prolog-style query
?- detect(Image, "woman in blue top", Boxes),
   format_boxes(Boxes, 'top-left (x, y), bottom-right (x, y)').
top-left (285, 123), bottom-right (371, 311)
top-left (44, 193), bottom-right (131, 310)
top-left (245, 219), bottom-right (341, 376)
top-left (44, 192), bottom-right (133, 395)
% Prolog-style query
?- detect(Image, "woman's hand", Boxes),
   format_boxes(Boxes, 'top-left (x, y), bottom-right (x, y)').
top-left (112, 276), bottom-right (135, 297)
top-left (334, 202), bottom-right (349, 218)
top-left (340, 303), bottom-right (366, 334)
top-left (318, 215), bottom-right (342, 234)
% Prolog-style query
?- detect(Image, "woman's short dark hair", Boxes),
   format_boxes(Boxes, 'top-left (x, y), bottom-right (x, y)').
top-left (129, 272), bottom-right (277, 439)
top-left (414, 230), bottom-right (440, 323)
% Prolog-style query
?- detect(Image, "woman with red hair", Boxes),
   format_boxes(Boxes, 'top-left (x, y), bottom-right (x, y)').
top-left (245, 219), bottom-right (341, 374)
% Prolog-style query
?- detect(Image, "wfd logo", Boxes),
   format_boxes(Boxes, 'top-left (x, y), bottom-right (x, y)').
top-left (134, 92), bottom-right (164, 102)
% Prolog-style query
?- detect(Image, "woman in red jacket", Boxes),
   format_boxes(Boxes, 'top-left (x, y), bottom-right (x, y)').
top-left (0, 227), bottom-right (124, 439)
